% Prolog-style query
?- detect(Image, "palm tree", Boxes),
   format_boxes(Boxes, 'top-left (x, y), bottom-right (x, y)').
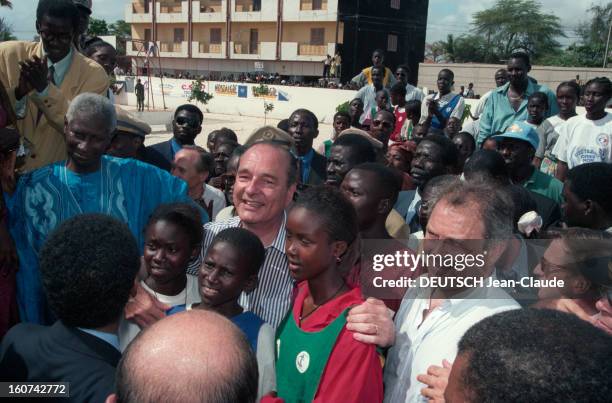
top-left (0, 1), bottom-right (12, 8)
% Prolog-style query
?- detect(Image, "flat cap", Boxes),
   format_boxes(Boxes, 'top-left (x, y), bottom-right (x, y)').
top-left (245, 126), bottom-right (295, 149)
top-left (73, 0), bottom-right (92, 14)
top-left (114, 106), bottom-right (151, 138)
top-left (338, 128), bottom-right (383, 149)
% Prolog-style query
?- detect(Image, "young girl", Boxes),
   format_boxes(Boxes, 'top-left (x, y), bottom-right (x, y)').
top-left (272, 186), bottom-right (383, 403)
top-left (191, 227), bottom-right (275, 400)
top-left (119, 202), bottom-right (202, 350)
top-left (317, 111), bottom-right (350, 158)
top-left (533, 81), bottom-right (580, 175)
top-left (554, 77), bottom-right (612, 181)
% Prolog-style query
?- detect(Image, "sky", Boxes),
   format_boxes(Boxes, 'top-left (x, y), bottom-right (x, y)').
top-left (0, 0), bottom-right (597, 45)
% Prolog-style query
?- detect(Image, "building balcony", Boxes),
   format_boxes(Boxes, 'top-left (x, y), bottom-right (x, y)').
top-left (283, 0), bottom-right (337, 21)
top-left (230, 0), bottom-right (277, 22)
top-left (192, 0), bottom-right (226, 22)
top-left (281, 41), bottom-right (335, 61)
top-left (125, 1), bottom-right (152, 23)
top-left (192, 41), bottom-right (226, 58)
top-left (158, 41), bottom-right (189, 57)
top-left (126, 41), bottom-right (151, 56)
top-left (157, 1), bottom-right (189, 23)
top-left (230, 41), bottom-right (276, 60)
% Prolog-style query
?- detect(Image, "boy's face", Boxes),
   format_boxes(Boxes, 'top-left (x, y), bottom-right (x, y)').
top-left (288, 112), bottom-right (319, 156)
top-left (527, 98), bottom-right (547, 124)
top-left (199, 241), bottom-right (256, 307)
top-left (341, 169), bottom-right (386, 231)
top-left (144, 220), bottom-right (197, 286)
top-left (285, 207), bottom-right (342, 283)
top-left (390, 92), bottom-right (403, 106)
top-left (437, 71), bottom-right (453, 93)
top-left (349, 100), bottom-right (364, 120)
top-left (557, 86), bottom-right (578, 115)
top-left (333, 116), bottom-right (350, 136)
top-left (376, 91), bottom-right (388, 107)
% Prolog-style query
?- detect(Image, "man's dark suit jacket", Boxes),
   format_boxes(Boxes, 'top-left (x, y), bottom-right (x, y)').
top-left (0, 321), bottom-right (120, 403)
top-left (146, 139), bottom-right (174, 171)
top-left (306, 150), bottom-right (327, 186)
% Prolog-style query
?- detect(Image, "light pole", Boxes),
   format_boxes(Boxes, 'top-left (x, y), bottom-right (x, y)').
top-left (604, 19), bottom-right (611, 68)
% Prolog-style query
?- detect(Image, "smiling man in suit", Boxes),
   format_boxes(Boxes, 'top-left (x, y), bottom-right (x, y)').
top-left (0, 214), bottom-right (140, 402)
top-left (0, 0), bottom-right (108, 171)
top-left (147, 104), bottom-right (204, 171)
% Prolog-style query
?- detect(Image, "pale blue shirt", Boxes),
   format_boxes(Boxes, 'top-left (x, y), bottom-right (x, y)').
top-left (477, 79), bottom-right (558, 146)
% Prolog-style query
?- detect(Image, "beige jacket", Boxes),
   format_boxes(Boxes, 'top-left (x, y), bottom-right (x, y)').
top-left (0, 41), bottom-right (108, 170)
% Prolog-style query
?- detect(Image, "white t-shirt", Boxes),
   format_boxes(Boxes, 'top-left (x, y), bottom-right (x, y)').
top-left (405, 83), bottom-right (425, 102)
top-left (201, 183), bottom-right (227, 221)
top-left (119, 275), bottom-right (200, 351)
top-left (552, 113), bottom-right (612, 169)
top-left (471, 89), bottom-right (493, 119)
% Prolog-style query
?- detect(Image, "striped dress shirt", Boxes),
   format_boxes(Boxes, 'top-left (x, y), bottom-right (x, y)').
top-left (187, 213), bottom-right (293, 328)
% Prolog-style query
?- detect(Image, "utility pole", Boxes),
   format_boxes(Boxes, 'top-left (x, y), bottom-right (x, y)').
top-left (604, 19), bottom-right (612, 68)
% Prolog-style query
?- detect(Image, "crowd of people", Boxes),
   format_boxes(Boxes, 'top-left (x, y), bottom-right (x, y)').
top-left (0, 0), bottom-right (611, 402)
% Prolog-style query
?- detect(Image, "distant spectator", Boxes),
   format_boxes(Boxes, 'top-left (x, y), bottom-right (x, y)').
top-left (395, 64), bottom-right (425, 102)
top-left (351, 49), bottom-right (397, 89)
top-left (419, 69), bottom-right (465, 133)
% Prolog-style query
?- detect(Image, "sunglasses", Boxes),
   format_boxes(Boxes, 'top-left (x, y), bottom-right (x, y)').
top-left (175, 117), bottom-right (200, 128)
top-left (373, 120), bottom-right (393, 129)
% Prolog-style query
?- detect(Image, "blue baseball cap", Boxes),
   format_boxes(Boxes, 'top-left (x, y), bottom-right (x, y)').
top-left (492, 121), bottom-right (540, 150)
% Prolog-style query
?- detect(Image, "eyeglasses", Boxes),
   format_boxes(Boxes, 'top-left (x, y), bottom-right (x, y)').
top-left (373, 120), bottom-right (393, 129)
top-left (175, 117), bottom-right (200, 128)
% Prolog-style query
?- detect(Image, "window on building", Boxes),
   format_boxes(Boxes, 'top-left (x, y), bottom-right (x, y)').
top-left (310, 28), bottom-right (325, 46)
top-left (390, 0), bottom-right (400, 9)
top-left (174, 28), bottom-right (184, 43)
top-left (313, 0), bottom-right (323, 10)
top-left (253, 0), bottom-right (261, 11)
top-left (387, 34), bottom-right (398, 52)
top-left (210, 28), bottom-right (222, 44)
top-left (144, 0), bottom-right (150, 13)
top-left (249, 29), bottom-right (259, 54)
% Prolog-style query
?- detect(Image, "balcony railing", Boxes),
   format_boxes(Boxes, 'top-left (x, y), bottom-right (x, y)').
top-left (160, 42), bottom-right (182, 52)
top-left (199, 42), bottom-right (222, 53)
top-left (132, 2), bottom-right (149, 13)
top-left (235, 0), bottom-right (260, 12)
top-left (200, 0), bottom-right (222, 12)
top-left (298, 44), bottom-right (327, 56)
top-left (160, 2), bottom-right (182, 13)
top-left (233, 42), bottom-right (259, 54)
top-left (300, 0), bottom-right (327, 11)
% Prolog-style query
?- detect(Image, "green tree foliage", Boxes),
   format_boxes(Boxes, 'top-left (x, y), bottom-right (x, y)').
top-left (188, 79), bottom-right (213, 105)
top-left (471, 0), bottom-right (564, 62)
top-left (0, 17), bottom-right (15, 41)
top-left (109, 20), bottom-right (131, 39)
top-left (88, 18), bottom-right (109, 36)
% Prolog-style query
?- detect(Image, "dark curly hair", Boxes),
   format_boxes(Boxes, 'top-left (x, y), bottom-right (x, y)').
top-left (146, 203), bottom-right (203, 249)
top-left (567, 162), bottom-right (612, 214)
top-left (39, 214), bottom-right (140, 328)
top-left (291, 185), bottom-right (358, 245)
top-left (208, 228), bottom-right (265, 277)
top-left (585, 76), bottom-right (612, 98)
top-left (457, 309), bottom-right (612, 403)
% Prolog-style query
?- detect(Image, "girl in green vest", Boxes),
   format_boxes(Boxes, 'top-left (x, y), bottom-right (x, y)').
top-left (269, 186), bottom-right (383, 403)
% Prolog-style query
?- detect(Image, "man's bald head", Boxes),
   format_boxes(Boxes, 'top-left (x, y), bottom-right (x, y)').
top-left (112, 310), bottom-right (258, 403)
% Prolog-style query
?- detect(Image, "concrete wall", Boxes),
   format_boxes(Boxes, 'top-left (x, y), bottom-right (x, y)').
top-left (418, 63), bottom-right (612, 97)
top-left (116, 76), bottom-right (356, 123)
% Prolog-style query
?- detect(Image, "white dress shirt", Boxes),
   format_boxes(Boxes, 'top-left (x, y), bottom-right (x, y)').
top-left (384, 276), bottom-right (520, 403)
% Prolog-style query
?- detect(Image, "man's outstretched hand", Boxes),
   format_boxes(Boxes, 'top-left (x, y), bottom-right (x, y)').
top-left (124, 280), bottom-right (170, 329)
top-left (346, 297), bottom-right (395, 347)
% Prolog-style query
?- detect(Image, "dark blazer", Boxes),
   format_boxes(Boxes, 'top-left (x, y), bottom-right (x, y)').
top-left (146, 139), bottom-right (174, 171)
top-left (0, 321), bottom-right (120, 403)
top-left (139, 144), bottom-right (172, 171)
top-left (306, 150), bottom-right (327, 186)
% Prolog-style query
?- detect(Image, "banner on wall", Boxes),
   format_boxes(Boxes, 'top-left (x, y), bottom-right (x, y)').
top-left (214, 84), bottom-right (239, 96)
